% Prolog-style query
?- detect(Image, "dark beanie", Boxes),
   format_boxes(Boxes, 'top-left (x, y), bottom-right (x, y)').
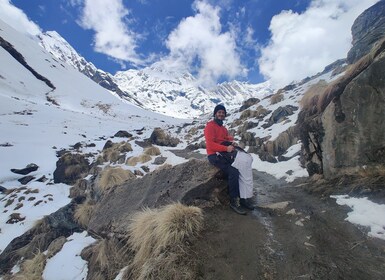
top-left (213, 104), bottom-right (227, 117)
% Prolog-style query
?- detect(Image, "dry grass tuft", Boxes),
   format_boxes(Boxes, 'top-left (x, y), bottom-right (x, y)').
top-left (93, 239), bottom-right (113, 271)
top-left (74, 201), bottom-right (95, 228)
top-left (13, 251), bottom-right (46, 280)
top-left (270, 92), bottom-right (284, 104)
top-left (300, 80), bottom-right (329, 112)
top-left (85, 237), bottom-right (130, 280)
top-left (99, 166), bottom-right (136, 191)
top-left (239, 105), bottom-right (269, 121)
top-left (144, 146), bottom-right (161, 156)
top-left (357, 165), bottom-right (385, 178)
top-left (126, 203), bottom-right (204, 280)
top-left (102, 142), bottom-right (133, 163)
top-left (46, 236), bottom-right (67, 258)
top-left (126, 154), bottom-right (152, 166)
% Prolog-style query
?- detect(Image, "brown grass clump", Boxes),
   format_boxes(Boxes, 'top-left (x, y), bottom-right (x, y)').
top-left (46, 236), bottom-right (67, 258)
top-left (300, 80), bottom-right (329, 112)
top-left (357, 165), bottom-right (385, 178)
top-left (74, 201), bottom-right (95, 228)
top-left (92, 239), bottom-right (125, 273)
top-left (126, 154), bottom-right (152, 166)
top-left (126, 203), bottom-right (204, 280)
top-left (239, 105), bottom-right (269, 121)
top-left (83, 237), bottom-right (131, 280)
top-left (13, 251), bottom-right (46, 280)
top-left (102, 142), bottom-right (133, 163)
top-left (99, 166), bottom-right (136, 191)
top-left (144, 146), bottom-right (161, 156)
top-left (239, 109), bottom-right (252, 119)
top-left (270, 92), bottom-right (284, 104)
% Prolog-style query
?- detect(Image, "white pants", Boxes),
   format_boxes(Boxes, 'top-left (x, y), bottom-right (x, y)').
top-left (231, 151), bottom-right (253, 199)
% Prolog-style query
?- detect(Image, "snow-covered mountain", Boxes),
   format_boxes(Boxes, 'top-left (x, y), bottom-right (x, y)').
top-left (113, 64), bottom-right (273, 118)
top-left (0, 18), bottom-right (184, 189)
top-left (37, 31), bottom-right (274, 118)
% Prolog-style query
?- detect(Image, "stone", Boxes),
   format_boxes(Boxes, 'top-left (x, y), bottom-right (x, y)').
top-left (10, 163), bottom-right (38, 175)
top-left (114, 130), bottom-right (133, 138)
top-left (53, 153), bottom-right (90, 184)
top-left (149, 127), bottom-right (180, 147)
top-left (321, 53), bottom-right (385, 178)
top-left (88, 159), bottom-right (223, 237)
top-left (18, 175), bottom-right (35, 185)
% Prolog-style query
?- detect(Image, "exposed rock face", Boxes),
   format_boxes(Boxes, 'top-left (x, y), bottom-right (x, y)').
top-left (322, 51), bottom-right (385, 177)
top-left (299, 2), bottom-right (385, 178)
top-left (88, 159), bottom-right (224, 237)
top-left (0, 202), bottom-right (80, 274)
top-left (347, 0), bottom-right (385, 64)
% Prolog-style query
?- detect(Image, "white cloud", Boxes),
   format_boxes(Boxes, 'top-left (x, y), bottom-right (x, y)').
top-left (79, 0), bottom-right (143, 66)
top-left (0, 0), bottom-right (41, 35)
top-left (258, 0), bottom-right (380, 88)
top-left (162, 0), bottom-right (245, 87)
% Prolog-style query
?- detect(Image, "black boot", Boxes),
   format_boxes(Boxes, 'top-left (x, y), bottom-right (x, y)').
top-left (230, 197), bottom-right (247, 215)
top-left (240, 198), bottom-right (255, 210)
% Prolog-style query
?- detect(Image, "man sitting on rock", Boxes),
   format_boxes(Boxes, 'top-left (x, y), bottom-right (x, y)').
top-left (204, 104), bottom-right (254, 215)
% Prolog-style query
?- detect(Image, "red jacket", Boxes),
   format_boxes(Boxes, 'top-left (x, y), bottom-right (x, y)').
top-left (204, 120), bottom-right (234, 155)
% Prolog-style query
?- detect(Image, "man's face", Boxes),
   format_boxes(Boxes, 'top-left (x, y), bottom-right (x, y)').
top-left (215, 109), bottom-right (226, 120)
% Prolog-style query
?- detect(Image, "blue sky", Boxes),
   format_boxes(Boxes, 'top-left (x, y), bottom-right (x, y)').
top-left (0, 0), bottom-right (380, 87)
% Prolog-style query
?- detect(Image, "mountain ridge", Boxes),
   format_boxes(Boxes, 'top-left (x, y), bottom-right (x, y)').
top-left (37, 30), bottom-right (274, 118)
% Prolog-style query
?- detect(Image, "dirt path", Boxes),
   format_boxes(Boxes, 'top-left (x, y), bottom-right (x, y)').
top-left (195, 170), bottom-right (385, 280)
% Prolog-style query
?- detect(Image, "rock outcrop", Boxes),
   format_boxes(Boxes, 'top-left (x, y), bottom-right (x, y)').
top-left (88, 159), bottom-right (224, 237)
top-left (322, 43), bottom-right (385, 177)
top-left (299, 2), bottom-right (385, 178)
top-left (347, 0), bottom-right (385, 64)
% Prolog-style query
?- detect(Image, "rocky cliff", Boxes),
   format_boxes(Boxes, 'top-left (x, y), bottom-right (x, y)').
top-left (347, 0), bottom-right (385, 64)
top-left (300, 1), bottom-right (385, 178)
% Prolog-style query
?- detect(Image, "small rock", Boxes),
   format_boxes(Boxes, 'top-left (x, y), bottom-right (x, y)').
top-left (10, 163), bottom-right (38, 175)
top-left (141, 165), bottom-right (150, 173)
top-left (36, 175), bottom-right (48, 182)
top-left (153, 156), bottom-right (167, 165)
top-left (114, 130), bottom-right (133, 138)
top-left (286, 208), bottom-right (297, 215)
top-left (262, 201), bottom-right (291, 210)
top-left (18, 176), bottom-right (35, 185)
top-left (304, 242), bottom-right (316, 248)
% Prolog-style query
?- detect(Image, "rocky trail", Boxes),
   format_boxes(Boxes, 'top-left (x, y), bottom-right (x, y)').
top-left (194, 170), bottom-right (385, 280)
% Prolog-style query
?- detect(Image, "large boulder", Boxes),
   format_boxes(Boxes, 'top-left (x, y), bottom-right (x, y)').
top-left (321, 51), bottom-right (385, 178)
top-left (262, 105), bottom-right (298, 129)
top-left (10, 163), bottom-right (38, 175)
top-left (299, 2), bottom-right (385, 178)
top-left (53, 153), bottom-right (90, 184)
top-left (0, 202), bottom-right (80, 274)
top-left (88, 159), bottom-right (224, 237)
top-left (149, 127), bottom-right (180, 147)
